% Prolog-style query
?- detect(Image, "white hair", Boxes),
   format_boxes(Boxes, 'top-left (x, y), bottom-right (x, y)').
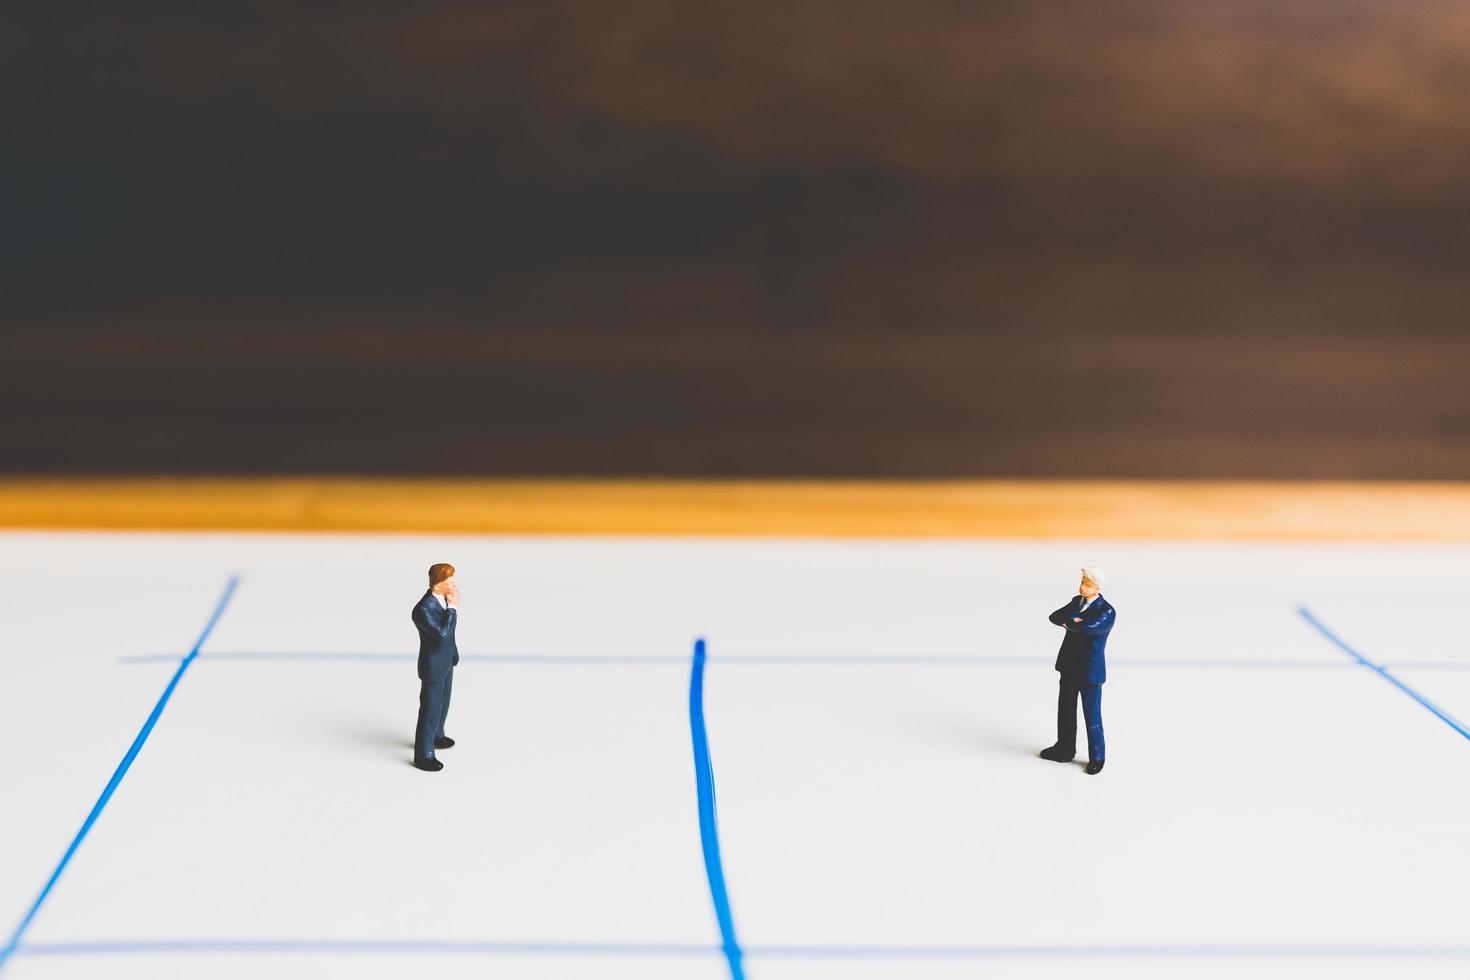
top-left (1081, 566), bottom-right (1107, 586)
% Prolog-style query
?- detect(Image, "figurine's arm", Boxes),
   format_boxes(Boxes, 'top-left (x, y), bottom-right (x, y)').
top-left (413, 603), bottom-right (457, 639)
top-left (1048, 603), bottom-right (1075, 627)
top-left (1072, 605), bottom-right (1115, 635)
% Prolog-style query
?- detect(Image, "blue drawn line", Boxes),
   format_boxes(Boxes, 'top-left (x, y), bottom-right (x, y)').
top-left (117, 652), bottom-right (689, 665)
top-left (0, 576), bottom-right (241, 977)
top-left (116, 651), bottom-right (1419, 669)
top-left (747, 943), bottom-right (1470, 960)
top-left (18, 939), bottom-right (714, 957)
top-left (14, 939), bottom-right (1470, 961)
top-left (1298, 606), bottom-right (1470, 742)
top-left (689, 638), bottom-right (745, 980)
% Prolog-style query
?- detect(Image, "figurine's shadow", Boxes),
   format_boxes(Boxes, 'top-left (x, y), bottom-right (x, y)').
top-left (322, 717), bottom-right (414, 755)
top-left (910, 708), bottom-right (1038, 760)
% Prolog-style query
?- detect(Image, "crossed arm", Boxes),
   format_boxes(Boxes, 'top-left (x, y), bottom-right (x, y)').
top-left (1049, 602), bottom-right (1114, 635)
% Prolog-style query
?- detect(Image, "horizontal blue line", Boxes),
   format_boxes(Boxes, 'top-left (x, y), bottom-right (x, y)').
top-left (118, 653), bottom-right (692, 665)
top-left (15, 940), bottom-right (1470, 960)
top-left (112, 651), bottom-right (1455, 669)
top-left (18, 940), bottom-right (712, 958)
top-left (749, 943), bottom-right (1470, 960)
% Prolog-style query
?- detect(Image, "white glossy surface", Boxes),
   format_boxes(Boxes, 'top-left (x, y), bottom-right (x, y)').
top-left (2, 532), bottom-right (1468, 980)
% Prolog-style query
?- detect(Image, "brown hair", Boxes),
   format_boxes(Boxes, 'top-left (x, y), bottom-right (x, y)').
top-left (428, 562), bottom-right (456, 586)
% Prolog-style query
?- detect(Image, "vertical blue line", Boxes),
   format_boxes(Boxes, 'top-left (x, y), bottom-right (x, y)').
top-left (1297, 605), bottom-right (1470, 742)
top-left (689, 638), bottom-right (746, 980)
top-left (0, 575), bottom-right (241, 975)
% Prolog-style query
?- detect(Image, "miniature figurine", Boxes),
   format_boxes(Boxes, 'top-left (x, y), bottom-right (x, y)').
top-left (412, 562), bottom-right (460, 772)
top-left (1040, 567), bottom-right (1115, 774)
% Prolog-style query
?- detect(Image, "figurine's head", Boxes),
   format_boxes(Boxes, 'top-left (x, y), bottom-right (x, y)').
top-left (1079, 567), bottom-right (1106, 598)
top-left (428, 562), bottom-right (457, 595)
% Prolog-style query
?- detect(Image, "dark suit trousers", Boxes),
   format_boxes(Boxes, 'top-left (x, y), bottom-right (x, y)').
top-left (414, 668), bottom-right (453, 761)
top-left (1057, 675), bottom-right (1105, 761)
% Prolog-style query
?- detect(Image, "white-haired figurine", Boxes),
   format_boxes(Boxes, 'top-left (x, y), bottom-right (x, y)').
top-left (1040, 567), bottom-right (1116, 774)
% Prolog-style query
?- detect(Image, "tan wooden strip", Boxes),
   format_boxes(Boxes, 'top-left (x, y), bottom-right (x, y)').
top-left (0, 479), bottom-right (1467, 538)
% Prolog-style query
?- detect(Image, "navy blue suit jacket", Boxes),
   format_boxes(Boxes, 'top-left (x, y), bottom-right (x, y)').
top-left (1049, 594), bottom-right (1115, 685)
top-left (412, 590), bottom-right (459, 683)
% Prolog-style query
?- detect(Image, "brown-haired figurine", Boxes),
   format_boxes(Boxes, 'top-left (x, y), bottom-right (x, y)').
top-left (411, 562), bottom-right (460, 771)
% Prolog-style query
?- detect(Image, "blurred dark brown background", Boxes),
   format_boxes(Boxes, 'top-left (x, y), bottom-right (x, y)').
top-left (4, 1), bottom-right (1468, 476)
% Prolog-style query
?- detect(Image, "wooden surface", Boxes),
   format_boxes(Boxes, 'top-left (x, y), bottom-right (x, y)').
top-left (11, 326), bottom-right (1470, 481)
top-left (1, 479), bottom-right (1468, 538)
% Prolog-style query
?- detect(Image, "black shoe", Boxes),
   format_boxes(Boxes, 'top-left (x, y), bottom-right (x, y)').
top-left (1039, 744), bottom-right (1076, 763)
top-left (413, 757), bottom-right (444, 772)
top-left (434, 737), bottom-right (456, 749)
top-left (1085, 759), bottom-right (1105, 775)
